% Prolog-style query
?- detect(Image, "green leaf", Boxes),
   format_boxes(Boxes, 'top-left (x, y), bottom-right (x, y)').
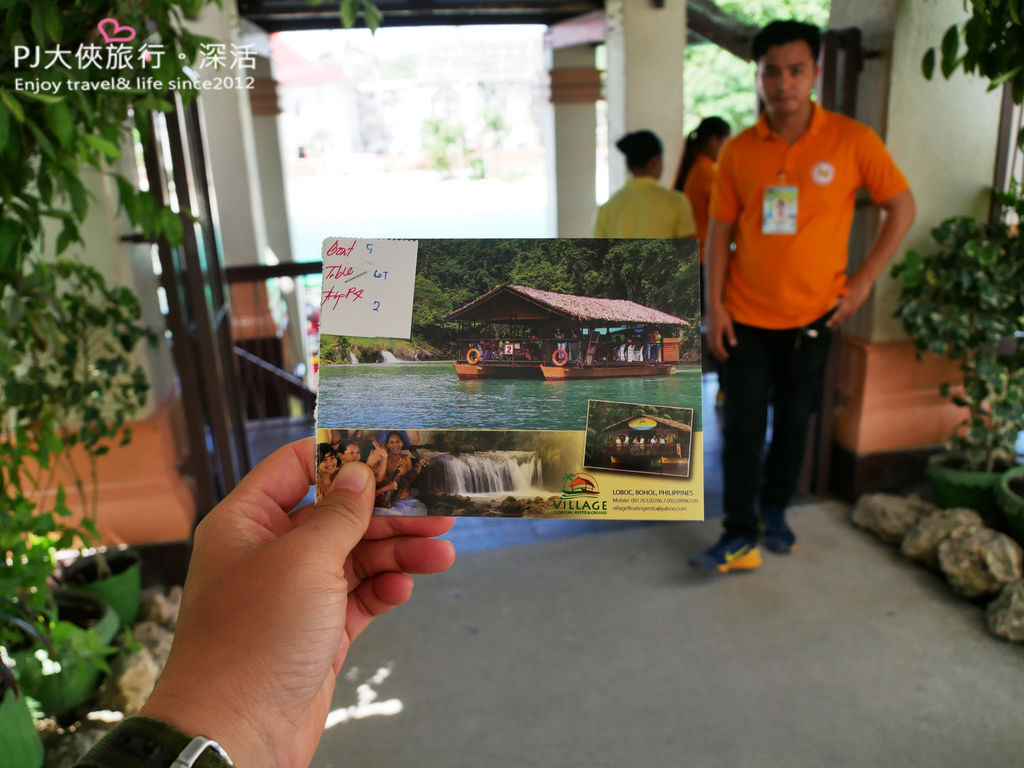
top-left (940, 24), bottom-right (959, 78)
top-left (922, 48), bottom-right (936, 80)
top-left (44, 101), bottom-right (73, 147)
top-left (0, 89), bottom-right (26, 122)
top-left (340, 0), bottom-right (357, 28)
top-left (42, 0), bottom-right (61, 40)
top-left (362, 0), bottom-right (383, 31)
top-left (133, 97), bottom-right (174, 113)
top-left (160, 206), bottom-right (184, 246)
top-left (0, 103), bottom-right (9, 152)
top-left (25, 119), bottom-right (56, 160)
top-left (81, 133), bottom-right (122, 161)
top-left (987, 62), bottom-right (1024, 88)
top-left (64, 172), bottom-right (88, 220)
top-left (19, 91), bottom-right (63, 105)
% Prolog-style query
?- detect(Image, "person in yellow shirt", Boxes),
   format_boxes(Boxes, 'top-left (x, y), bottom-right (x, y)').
top-left (594, 130), bottom-right (696, 238)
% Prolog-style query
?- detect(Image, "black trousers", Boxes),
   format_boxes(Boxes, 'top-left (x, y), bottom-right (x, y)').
top-left (720, 314), bottom-right (833, 540)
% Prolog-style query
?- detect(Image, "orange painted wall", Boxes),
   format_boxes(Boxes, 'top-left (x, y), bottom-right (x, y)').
top-left (834, 334), bottom-right (966, 455)
top-left (28, 397), bottom-right (195, 546)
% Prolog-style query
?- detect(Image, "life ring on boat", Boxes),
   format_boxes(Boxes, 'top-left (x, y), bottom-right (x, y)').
top-left (552, 349), bottom-right (569, 367)
top-left (466, 348), bottom-right (481, 364)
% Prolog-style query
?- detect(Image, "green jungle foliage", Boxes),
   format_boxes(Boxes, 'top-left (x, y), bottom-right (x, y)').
top-left (684, 0), bottom-right (831, 134)
top-left (322, 239), bottom-right (700, 361)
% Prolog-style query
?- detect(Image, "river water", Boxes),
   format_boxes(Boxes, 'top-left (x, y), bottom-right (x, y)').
top-left (319, 362), bottom-right (702, 431)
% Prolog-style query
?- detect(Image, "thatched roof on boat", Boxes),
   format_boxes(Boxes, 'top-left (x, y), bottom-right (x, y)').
top-left (445, 285), bottom-right (690, 325)
top-left (600, 413), bottom-right (693, 434)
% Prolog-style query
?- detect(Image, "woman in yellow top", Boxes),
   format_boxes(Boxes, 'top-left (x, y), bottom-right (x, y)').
top-left (594, 130), bottom-right (696, 238)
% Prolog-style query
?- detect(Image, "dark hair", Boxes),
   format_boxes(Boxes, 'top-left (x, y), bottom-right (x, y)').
top-left (751, 20), bottom-right (821, 63)
top-left (385, 430), bottom-right (407, 448)
top-left (317, 443), bottom-right (340, 465)
top-left (615, 130), bottom-right (662, 172)
top-left (358, 438), bottom-right (376, 463)
top-left (672, 116), bottom-right (731, 192)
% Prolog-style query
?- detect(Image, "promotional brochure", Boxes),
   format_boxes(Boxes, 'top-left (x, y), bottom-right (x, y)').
top-left (315, 238), bottom-right (704, 520)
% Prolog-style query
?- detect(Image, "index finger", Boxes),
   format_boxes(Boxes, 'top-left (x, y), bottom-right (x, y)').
top-left (364, 515), bottom-right (456, 540)
top-left (228, 437), bottom-right (317, 517)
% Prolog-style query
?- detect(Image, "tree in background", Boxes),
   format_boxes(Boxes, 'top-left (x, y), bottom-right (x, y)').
top-left (683, 0), bottom-right (831, 134)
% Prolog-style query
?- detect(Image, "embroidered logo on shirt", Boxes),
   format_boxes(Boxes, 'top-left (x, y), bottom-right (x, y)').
top-left (811, 162), bottom-right (835, 185)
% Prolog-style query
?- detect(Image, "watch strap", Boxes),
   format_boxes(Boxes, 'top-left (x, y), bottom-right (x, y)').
top-left (74, 717), bottom-right (233, 768)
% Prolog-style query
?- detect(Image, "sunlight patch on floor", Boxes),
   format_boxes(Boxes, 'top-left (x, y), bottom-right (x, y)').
top-left (324, 664), bottom-right (403, 728)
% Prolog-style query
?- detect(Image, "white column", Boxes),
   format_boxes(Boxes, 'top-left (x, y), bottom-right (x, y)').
top-left (186, 0), bottom-right (269, 267)
top-left (546, 44), bottom-right (600, 237)
top-left (603, 0), bottom-right (686, 194)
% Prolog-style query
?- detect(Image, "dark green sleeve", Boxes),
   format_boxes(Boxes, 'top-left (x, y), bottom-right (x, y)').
top-left (74, 717), bottom-right (232, 768)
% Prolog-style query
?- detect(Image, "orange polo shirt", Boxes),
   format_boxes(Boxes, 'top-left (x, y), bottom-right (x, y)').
top-left (682, 153), bottom-right (715, 262)
top-left (710, 104), bottom-right (909, 329)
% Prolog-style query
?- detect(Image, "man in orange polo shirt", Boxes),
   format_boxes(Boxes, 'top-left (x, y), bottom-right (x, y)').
top-left (690, 20), bottom-right (916, 573)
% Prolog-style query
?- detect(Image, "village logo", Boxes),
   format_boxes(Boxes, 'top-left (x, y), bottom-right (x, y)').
top-left (554, 472), bottom-right (607, 513)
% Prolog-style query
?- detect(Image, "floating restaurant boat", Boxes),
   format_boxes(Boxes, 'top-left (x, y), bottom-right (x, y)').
top-left (444, 284), bottom-right (692, 381)
top-left (596, 413), bottom-right (692, 476)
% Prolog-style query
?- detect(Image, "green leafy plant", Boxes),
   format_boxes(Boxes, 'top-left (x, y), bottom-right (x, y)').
top-left (922, 0), bottom-right (1024, 147)
top-left (891, 185), bottom-right (1024, 473)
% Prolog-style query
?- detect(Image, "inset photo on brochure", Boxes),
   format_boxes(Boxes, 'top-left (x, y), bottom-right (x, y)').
top-left (315, 238), bottom-right (705, 521)
top-left (316, 428), bottom-right (579, 517)
top-left (583, 400), bottom-right (695, 478)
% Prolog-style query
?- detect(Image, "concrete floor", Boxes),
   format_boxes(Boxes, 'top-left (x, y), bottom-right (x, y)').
top-left (309, 378), bottom-right (1024, 768)
top-left (314, 502), bottom-right (1023, 768)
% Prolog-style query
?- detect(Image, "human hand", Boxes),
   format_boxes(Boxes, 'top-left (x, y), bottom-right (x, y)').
top-left (139, 438), bottom-right (456, 768)
top-left (707, 303), bottom-right (737, 361)
top-left (827, 275), bottom-right (872, 330)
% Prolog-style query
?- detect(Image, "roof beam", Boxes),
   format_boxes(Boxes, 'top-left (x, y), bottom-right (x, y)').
top-left (686, 0), bottom-right (757, 61)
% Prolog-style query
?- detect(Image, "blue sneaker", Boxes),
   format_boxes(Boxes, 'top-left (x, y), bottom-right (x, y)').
top-left (762, 505), bottom-right (795, 554)
top-left (689, 535), bottom-right (762, 573)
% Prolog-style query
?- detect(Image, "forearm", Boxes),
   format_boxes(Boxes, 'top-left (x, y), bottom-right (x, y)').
top-left (852, 188), bottom-right (916, 286)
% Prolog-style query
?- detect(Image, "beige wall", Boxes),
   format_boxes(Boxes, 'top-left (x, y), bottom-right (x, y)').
top-left (831, 0), bottom-right (1001, 342)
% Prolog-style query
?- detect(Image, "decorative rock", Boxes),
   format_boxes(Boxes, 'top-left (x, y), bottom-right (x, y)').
top-left (937, 525), bottom-right (1024, 598)
top-left (133, 621), bottom-right (175, 667)
top-left (116, 649), bottom-right (161, 715)
top-left (851, 493), bottom-right (936, 543)
top-left (986, 580), bottom-right (1024, 643)
top-left (900, 507), bottom-right (985, 569)
top-left (95, 649), bottom-right (161, 716)
top-left (140, 586), bottom-right (183, 629)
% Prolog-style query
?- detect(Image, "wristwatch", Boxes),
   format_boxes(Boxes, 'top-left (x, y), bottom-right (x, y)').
top-left (74, 717), bottom-right (233, 768)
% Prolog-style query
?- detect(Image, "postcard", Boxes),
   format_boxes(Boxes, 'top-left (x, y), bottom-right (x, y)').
top-left (315, 238), bottom-right (703, 520)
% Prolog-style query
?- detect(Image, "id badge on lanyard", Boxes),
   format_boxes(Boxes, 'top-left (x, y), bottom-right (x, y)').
top-left (762, 185), bottom-right (798, 234)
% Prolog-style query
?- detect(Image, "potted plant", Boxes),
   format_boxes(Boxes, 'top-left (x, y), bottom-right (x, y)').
top-left (2, 254), bottom-right (153, 629)
top-left (996, 466), bottom-right (1024, 546)
top-left (8, 590), bottom-right (119, 717)
top-left (891, 185), bottom-right (1024, 527)
top-left (0, 599), bottom-right (51, 768)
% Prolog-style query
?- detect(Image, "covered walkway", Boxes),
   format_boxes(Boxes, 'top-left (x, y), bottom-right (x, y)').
top-left (310, 379), bottom-right (1024, 768)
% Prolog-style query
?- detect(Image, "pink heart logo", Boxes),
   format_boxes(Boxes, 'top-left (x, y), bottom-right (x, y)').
top-left (97, 18), bottom-right (136, 44)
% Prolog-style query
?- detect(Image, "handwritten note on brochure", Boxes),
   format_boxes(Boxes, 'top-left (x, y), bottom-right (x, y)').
top-left (319, 238), bottom-right (418, 340)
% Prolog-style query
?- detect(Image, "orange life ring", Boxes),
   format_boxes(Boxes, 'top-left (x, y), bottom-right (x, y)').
top-left (552, 349), bottom-right (569, 367)
top-left (466, 348), bottom-right (481, 364)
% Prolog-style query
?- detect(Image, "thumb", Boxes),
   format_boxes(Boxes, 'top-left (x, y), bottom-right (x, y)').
top-left (293, 461), bottom-right (376, 553)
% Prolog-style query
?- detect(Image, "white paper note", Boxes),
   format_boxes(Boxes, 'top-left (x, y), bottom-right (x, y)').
top-left (319, 238), bottom-right (418, 339)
